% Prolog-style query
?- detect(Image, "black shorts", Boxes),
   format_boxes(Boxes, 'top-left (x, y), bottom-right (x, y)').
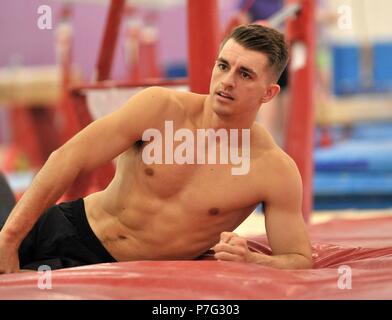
top-left (16, 198), bottom-right (116, 270)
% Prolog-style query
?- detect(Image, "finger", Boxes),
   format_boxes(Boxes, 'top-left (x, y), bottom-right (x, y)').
top-left (215, 251), bottom-right (243, 262)
top-left (219, 234), bottom-right (228, 243)
top-left (213, 243), bottom-right (246, 256)
top-left (220, 232), bottom-right (238, 243)
top-left (229, 237), bottom-right (248, 247)
top-left (219, 232), bottom-right (232, 243)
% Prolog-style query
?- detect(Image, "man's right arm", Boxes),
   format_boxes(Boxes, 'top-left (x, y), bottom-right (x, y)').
top-left (0, 86), bottom-right (170, 273)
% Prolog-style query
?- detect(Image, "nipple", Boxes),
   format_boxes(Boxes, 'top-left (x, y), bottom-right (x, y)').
top-left (208, 208), bottom-right (220, 216)
top-left (144, 168), bottom-right (154, 176)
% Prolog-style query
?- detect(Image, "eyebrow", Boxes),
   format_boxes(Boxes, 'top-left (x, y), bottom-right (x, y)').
top-left (216, 57), bottom-right (258, 78)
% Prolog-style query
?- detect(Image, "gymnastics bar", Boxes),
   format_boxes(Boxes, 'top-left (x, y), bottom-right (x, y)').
top-left (187, 0), bottom-right (220, 94)
top-left (284, 0), bottom-right (316, 222)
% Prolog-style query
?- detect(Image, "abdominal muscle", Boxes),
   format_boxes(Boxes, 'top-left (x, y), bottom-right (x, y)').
top-left (84, 189), bottom-right (236, 262)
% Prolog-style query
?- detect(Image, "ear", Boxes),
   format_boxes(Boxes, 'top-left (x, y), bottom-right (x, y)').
top-left (260, 84), bottom-right (280, 104)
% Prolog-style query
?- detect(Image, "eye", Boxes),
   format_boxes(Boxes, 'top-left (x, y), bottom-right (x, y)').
top-left (240, 71), bottom-right (251, 80)
top-left (217, 63), bottom-right (228, 71)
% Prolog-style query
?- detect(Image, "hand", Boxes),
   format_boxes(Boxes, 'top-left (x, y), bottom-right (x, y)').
top-left (0, 234), bottom-right (20, 274)
top-left (212, 232), bottom-right (257, 263)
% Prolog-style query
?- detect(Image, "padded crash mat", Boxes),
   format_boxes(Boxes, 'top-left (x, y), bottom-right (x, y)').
top-left (0, 215), bottom-right (392, 299)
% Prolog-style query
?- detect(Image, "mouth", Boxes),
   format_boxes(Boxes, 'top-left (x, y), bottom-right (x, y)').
top-left (216, 91), bottom-right (234, 101)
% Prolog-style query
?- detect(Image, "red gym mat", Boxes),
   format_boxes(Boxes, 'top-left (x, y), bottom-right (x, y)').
top-left (0, 215), bottom-right (391, 299)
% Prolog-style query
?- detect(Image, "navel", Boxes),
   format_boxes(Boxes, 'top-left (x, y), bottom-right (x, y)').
top-left (208, 207), bottom-right (220, 216)
top-left (144, 168), bottom-right (154, 176)
top-left (118, 235), bottom-right (127, 240)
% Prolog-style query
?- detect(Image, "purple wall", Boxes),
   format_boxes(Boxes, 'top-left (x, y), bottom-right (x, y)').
top-left (0, 0), bottom-right (61, 67)
top-left (0, 0), bottom-right (240, 81)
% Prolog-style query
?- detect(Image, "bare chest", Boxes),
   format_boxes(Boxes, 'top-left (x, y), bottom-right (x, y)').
top-left (119, 143), bottom-right (261, 214)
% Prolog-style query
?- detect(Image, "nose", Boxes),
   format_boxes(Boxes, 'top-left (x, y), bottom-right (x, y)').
top-left (221, 70), bottom-right (235, 89)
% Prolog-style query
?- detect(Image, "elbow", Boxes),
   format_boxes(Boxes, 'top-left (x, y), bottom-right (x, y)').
top-left (48, 148), bottom-right (63, 160)
top-left (286, 253), bottom-right (313, 270)
top-left (298, 254), bottom-right (314, 269)
top-left (50, 143), bottom-right (71, 156)
top-left (47, 148), bottom-right (70, 165)
top-left (304, 256), bottom-right (314, 269)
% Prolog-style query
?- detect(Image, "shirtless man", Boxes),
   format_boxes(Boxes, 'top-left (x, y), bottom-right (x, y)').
top-left (0, 24), bottom-right (312, 273)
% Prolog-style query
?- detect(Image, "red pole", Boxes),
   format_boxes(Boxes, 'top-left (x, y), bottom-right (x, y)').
top-left (284, 0), bottom-right (315, 223)
top-left (96, 0), bottom-right (126, 81)
top-left (187, 0), bottom-right (220, 94)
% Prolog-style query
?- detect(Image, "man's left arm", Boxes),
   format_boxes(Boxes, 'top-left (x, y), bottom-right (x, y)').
top-left (213, 155), bottom-right (313, 269)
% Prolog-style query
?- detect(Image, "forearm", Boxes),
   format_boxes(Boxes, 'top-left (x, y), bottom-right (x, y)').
top-left (251, 252), bottom-right (313, 270)
top-left (0, 149), bottom-right (82, 248)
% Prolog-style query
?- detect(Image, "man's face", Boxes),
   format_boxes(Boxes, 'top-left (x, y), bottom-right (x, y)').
top-left (209, 38), bottom-right (280, 117)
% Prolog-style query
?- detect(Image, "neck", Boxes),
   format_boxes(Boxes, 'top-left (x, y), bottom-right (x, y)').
top-left (200, 95), bottom-right (258, 130)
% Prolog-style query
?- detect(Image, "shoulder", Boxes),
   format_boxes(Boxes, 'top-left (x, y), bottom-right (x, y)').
top-left (119, 86), bottom-right (185, 120)
top-left (127, 86), bottom-right (173, 106)
top-left (270, 149), bottom-right (301, 183)
top-left (137, 86), bottom-right (203, 102)
top-left (132, 86), bottom-right (205, 114)
top-left (264, 148), bottom-right (302, 205)
top-left (251, 124), bottom-right (302, 200)
top-left (251, 123), bottom-right (297, 172)
top-left (104, 86), bottom-right (181, 134)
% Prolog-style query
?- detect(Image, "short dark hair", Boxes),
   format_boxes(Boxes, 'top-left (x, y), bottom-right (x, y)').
top-left (221, 24), bottom-right (289, 81)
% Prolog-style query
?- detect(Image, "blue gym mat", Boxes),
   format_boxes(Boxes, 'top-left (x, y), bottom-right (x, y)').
top-left (316, 122), bottom-right (392, 143)
top-left (314, 140), bottom-right (392, 172)
top-left (314, 122), bottom-right (392, 209)
top-left (314, 172), bottom-right (392, 195)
